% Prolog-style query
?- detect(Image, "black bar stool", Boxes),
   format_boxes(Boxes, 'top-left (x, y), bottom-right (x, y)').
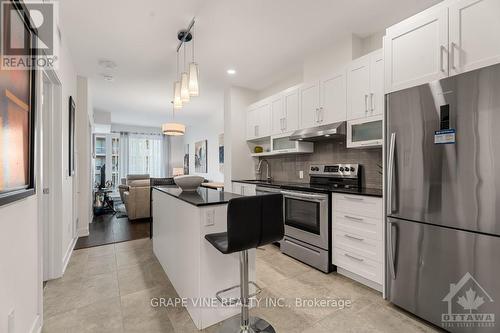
top-left (205, 194), bottom-right (284, 333)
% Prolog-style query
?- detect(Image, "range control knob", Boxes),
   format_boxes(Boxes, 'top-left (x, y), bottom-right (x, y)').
top-left (339, 167), bottom-right (344, 172)
top-left (350, 167), bottom-right (355, 172)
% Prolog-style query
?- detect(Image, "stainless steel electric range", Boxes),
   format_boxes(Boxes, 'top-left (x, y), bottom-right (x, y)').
top-left (280, 163), bottom-right (361, 273)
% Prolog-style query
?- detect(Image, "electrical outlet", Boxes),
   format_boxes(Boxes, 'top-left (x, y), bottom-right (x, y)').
top-left (8, 309), bottom-right (15, 333)
top-left (299, 171), bottom-right (304, 179)
top-left (205, 210), bottom-right (215, 226)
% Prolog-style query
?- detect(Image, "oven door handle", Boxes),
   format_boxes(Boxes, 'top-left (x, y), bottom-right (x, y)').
top-left (281, 191), bottom-right (327, 200)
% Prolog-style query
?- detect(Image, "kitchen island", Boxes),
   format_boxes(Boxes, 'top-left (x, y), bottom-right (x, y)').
top-left (151, 186), bottom-right (256, 330)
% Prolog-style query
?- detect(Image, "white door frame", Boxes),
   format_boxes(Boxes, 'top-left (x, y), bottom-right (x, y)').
top-left (39, 67), bottom-right (62, 281)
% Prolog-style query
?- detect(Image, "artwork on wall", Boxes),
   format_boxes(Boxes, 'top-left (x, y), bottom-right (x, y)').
top-left (218, 134), bottom-right (224, 174)
top-left (194, 140), bottom-right (207, 173)
top-left (183, 144), bottom-right (189, 175)
top-left (68, 96), bottom-right (76, 176)
top-left (0, 2), bottom-right (37, 206)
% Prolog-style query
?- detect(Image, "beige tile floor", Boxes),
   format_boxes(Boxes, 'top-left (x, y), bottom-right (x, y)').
top-left (43, 238), bottom-right (442, 333)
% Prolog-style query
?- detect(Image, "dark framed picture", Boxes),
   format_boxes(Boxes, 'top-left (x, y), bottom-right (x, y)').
top-left (194, 140), bottom-right (207, 173)
top-left (68, 96), bottom-right (75, 176)
top-left (0, 1), bottom-right (37, 206)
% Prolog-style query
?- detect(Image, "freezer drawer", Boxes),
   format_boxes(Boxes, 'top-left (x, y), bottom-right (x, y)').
top-left (387, 217), bottom-right (500, 333)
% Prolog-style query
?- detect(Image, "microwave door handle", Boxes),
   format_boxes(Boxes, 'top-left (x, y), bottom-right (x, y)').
top-left (387, 133), bottom-right (396, 214)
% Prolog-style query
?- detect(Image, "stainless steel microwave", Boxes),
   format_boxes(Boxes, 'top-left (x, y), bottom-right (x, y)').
top-left (346, 115), bottom-right (383, 148)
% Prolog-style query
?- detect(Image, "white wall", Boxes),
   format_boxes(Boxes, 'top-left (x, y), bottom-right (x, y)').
top-left (0, 197), bottom-right (40, 333)
top-left (55, 33), bottom-right (78, 270)
top-left (224, 87), bottom-right (258, 188)
top-left (258, 33), bottom-right (384, 99)
top-left (169, 136), bottom-right (185, 172)
top-left (183, 109), bottom-right (225, 182)
top-left (76, 76), bottom-right (93, 237)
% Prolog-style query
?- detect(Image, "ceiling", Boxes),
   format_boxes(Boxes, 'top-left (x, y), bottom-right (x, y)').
top-left (60, 0), bottom-right (441, 127)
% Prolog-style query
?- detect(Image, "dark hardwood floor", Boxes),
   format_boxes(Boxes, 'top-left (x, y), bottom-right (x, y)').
top-left (75, 214), bottom-right (151, 249)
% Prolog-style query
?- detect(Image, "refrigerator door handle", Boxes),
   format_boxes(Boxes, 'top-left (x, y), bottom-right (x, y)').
top-left (388, 220), bottom-right (397, 279)
top-left (387, 133), bottom-right (396, 214)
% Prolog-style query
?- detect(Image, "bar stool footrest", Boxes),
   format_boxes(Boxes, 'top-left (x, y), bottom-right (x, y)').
top-left (216, 281), bottom-right (262, 306)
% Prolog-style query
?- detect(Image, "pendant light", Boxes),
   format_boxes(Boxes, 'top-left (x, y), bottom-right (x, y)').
top-left (173, 52), bottom-right (182, 109)
top-left (163, 102), bottom-right (185, 136)
top-left (188, 25), bottom-right (199, 96)
top-left (180, 43), bottom-right (190, 102)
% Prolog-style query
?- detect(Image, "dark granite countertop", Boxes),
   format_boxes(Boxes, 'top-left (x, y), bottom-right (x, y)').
top-left (153, 186), bottom-right (243, 206)
top-left (232, 180), bottom-right (383, 198)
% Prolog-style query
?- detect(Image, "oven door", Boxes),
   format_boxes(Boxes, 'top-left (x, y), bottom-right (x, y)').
top-left (281, 190), bottom-right (329, 250)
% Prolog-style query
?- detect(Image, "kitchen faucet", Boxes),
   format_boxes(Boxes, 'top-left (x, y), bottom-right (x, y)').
top-left (256, 159), bottom-right (272, 182)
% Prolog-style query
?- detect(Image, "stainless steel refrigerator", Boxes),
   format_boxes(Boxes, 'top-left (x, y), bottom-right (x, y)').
top-left (386, 63), bottom-right (500, 333)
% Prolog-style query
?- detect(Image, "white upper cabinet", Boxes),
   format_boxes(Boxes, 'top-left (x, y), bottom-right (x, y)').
top-left (300, 71), bottom-right (347, 128)
top-left (299, 81), bottom-right (321, 129)
top-left (449, 0), bottom-right (500, 76)
top-left (270, 94), bottom-right (284, 135)
top-left (246, 101), bottom-right (271, 140)
top-left (384, 5), bottom-right (449, 93)
top-left (370, 50), bottom-right (384, 116)
top-left (270, 87), bottom-right (300, 135)
top-left (347, 50), bottom-right (384, 120)
top-left (320, 71), bottom-right (347, 124)
top-left (347, 56), bottom-right (371, 120)
top-left (283, 87), bottom-right (299, 133)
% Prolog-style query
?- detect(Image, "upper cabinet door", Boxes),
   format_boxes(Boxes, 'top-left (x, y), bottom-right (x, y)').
top-left (283, 87), bottom-right (299, 132)
top-left (449, 0), bottom-right (500, 76)
top-left (246, 107), bottom-right (258, 140)
top-left (320, 70), bottom-right (347, 124)
top-left (347, 56), bottom-right (370, 121)
top-left (270, 95), bottom-right (284, 135)
top-left (256, 102), bottom-right (271, 138)
top-left (300, 82), bottom-right (321, 129)
top-left (384, 6), bottom-right (449, 93)
top-left (369, 50), bottom-right (384, 117)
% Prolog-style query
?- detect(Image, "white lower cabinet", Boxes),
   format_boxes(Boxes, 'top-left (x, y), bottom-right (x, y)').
top-left (231, 182), bottom-right (256, 196)
top-left (332, 194), bottom-right (383, 286)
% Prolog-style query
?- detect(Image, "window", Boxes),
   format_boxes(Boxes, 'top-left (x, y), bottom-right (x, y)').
top-left (128, 136), bottom-right (164, 177)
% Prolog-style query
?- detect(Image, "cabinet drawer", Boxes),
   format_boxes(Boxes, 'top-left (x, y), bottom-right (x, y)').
top-left (332, 194), bottom-right (382, 218)
top-left (333, 247), bottom-right (383, 284)
top-left (333, 228), bottom-right (382, 262)
top-left (333, 211), bottom-right (382, 241)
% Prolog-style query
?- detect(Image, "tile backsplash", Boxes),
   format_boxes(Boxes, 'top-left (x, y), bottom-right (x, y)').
top-left (260, 140), bottom-right (383, 189)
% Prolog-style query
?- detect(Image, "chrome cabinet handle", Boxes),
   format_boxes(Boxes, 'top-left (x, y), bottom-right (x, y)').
top-left (440, 45), bottom-right (446, 73)
top-left (450, 42), bottom-right (456, 70)
top-left (344, 215), bottom-right (364, 221)
top-left (320, 107), bottom-right (324, 122)
top-left (364, 94), bottom-right (368, 113)
top-left (370, 93), bottom-right (374, 112)
top-left (388, 220), bottom-right (397, 279)
top-left (344, 234), bottom-right (364, 241)
top-left (387, 133), bottom-right (396, 214)
top-left (315, 108), bottom-right (319, 123)
top-left (283, 117), bottom-right (287, 131)
top-left (344, 253), bottom-right (364, 262)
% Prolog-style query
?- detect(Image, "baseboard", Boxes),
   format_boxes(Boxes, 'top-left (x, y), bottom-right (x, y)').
top-left (337, 267), bottom-right (383, 292)
top-left (78, 228), bottom-right (89, 237)
top-left (61, 236), bottom-right (77, 274)
top-left (30, 314), bottom-right (42, 333)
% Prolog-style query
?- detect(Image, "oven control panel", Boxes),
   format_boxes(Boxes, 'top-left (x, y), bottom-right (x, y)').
top-left (309, 164), bottom-right (359, 177)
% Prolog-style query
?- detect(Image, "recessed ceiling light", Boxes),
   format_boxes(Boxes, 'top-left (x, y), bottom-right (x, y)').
top-left (227, 69), bottom-right (236, 75)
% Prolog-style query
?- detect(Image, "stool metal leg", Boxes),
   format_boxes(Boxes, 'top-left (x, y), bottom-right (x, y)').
top-left (219, 250), bottom-right (276, 333)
